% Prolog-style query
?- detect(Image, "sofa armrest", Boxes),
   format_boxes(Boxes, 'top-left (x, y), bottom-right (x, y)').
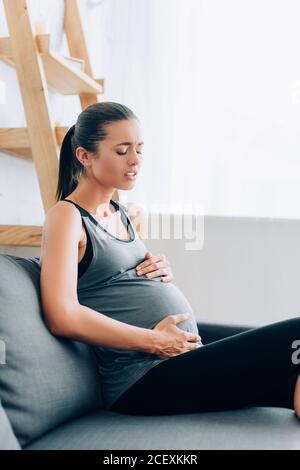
top-left (196, 321), bottom-right (256, 344)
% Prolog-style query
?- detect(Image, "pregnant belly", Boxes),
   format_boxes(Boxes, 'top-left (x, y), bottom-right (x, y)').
top-left (78, 267), bottom-right (198, 336)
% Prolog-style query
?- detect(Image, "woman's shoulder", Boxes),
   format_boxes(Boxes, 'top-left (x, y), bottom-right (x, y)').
top-left (46, 199), bottom-right (82, 218)
top-left (40, 200), bottom-right (83, 262)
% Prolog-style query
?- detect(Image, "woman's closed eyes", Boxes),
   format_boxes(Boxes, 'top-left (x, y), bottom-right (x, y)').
top-left (116, 151), bottom-right (143, 156)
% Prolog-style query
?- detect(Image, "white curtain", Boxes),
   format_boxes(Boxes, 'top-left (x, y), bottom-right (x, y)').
top-left (10, 0), bottom-right (300, 219)
top-left (83, 0), bottom-right (300, 218)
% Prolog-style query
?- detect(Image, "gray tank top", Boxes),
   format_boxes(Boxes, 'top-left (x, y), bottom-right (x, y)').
top-left (63, 198), bottom-right (199, 410)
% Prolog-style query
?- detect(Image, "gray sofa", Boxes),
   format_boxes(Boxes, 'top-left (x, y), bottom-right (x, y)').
top-left (1, 253), bottom-right (300, 450)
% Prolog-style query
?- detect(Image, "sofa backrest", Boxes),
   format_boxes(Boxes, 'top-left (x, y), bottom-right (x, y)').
top-left (0, 254), bottom-right (104, 448)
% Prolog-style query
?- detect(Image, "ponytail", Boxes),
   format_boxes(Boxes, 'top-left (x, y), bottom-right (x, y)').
top-left (55, 124), bottom-right (84, 202)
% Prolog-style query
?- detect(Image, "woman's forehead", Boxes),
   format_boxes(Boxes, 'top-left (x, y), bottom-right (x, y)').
top-left (105, 119), bottom-right (143, 143)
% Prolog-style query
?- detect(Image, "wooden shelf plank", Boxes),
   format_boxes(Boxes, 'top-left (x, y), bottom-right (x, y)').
top-left (1, 148), bottom-right (32, 160)
top-left (0, 35), bottom-right (104, 96)
top-left (0, 127), bottom-right (30, 148)
top-left (0, 126), bottom-right (69, 159)
top-left (0, 225), bottom-right (42, 247)
top-left (0, 36), bottom-right (14, 67)
top-left (39, 49), bottom-right (103, 95)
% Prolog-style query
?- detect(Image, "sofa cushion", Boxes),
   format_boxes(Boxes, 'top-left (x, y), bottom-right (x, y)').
top-left (0, 399), bottom-right (21, 450)
top-left (0, 254), bottom-right (103, 448)
top-left (24, 406), bottom-right (300, 450)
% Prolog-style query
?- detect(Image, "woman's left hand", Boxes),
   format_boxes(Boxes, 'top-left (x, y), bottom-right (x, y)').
top-left (135, 251), bottom-right (174, 282)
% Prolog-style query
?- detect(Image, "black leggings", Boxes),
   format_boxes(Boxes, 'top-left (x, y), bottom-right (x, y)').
top-left (110, 317), bottom-right (300, 416)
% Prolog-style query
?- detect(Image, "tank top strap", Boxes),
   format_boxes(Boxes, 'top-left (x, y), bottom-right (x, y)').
top-left (63, 198), bottom-right (123, 221)
top-left (63, 198), bottom-right (136, 242)
top-left (62, 198), bottom-right (89, 217)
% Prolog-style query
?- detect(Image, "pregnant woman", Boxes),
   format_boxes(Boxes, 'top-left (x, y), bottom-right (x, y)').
top-left (40, 101), bottom-right (300, 418)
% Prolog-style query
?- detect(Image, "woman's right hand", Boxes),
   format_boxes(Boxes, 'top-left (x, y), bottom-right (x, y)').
top-left (151, 313), bottom-right (202, 359)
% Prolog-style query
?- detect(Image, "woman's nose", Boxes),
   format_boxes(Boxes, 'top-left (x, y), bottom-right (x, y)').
top-left (129, 151), bottom-right (140, 164)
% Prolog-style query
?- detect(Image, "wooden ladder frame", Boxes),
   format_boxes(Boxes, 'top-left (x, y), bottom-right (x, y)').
top-left (0, 0), bottom-right (118, 247)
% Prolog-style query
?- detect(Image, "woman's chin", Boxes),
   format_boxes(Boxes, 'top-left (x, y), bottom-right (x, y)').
top-left (119, 181), bottom-right (136, 189)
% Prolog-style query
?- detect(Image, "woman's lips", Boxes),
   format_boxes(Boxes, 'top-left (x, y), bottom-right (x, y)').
top-left (124, 172), bottom-right (137, 180)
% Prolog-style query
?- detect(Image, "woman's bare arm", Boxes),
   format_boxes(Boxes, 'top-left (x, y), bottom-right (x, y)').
top-left (53, 302), bottom-right (155, 352)
top-left (40, 202), bottom-right (155, 354)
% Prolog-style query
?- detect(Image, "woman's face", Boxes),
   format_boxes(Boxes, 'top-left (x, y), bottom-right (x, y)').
top-left (79, 118), bottom-right (144, 191)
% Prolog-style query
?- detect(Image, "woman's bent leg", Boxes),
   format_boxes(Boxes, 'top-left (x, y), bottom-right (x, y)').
top-left (110, 317), bottom-right (300, 416)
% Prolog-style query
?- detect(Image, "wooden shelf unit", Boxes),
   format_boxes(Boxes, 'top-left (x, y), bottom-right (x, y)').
top-left (0, 0), bottom-right (118, 247)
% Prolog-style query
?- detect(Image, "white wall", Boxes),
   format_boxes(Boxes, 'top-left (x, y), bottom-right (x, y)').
top-left (146, 215), bottom-right (300, 327)
top-left (2, 215), bottom-right (300, 327)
